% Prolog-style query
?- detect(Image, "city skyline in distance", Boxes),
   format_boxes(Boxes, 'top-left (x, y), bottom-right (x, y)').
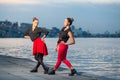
top-left (0, 0), bottom-right (120, 33)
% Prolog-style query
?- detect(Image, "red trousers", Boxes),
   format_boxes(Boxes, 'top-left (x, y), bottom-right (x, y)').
top-left (54, 43), bottom-right (73, 70)
top-left (33, 38), bottom-right (48, 56)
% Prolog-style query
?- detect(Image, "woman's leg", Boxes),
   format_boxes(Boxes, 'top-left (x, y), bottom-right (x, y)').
top-left (53, 51), bottom-right (63, 70)
top-left (61, 45), bottom-right (77, 76)
top-left (48, 44), bottom-right (64, 75)
top-left (62, 48), bottom-right (73, 69)
top-left (30, 54), bottom-right (41, 72)
top-left (37, 53), bottom-right (49, 74)
top-left (62, 57), bottom-right (77, 76)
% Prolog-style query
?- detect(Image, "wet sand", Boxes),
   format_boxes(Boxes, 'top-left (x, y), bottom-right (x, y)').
top-left (0, 55), bottom-right (117, 80)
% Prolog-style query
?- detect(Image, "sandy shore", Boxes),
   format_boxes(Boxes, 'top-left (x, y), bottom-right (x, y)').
top-left (0, 55), bottom-right (117, 80)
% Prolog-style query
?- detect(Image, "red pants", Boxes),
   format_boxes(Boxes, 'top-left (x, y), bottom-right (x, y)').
top-left (54, 43), bottom-right (72, 70)
top-left (33, 38), bottom-right (48, 56)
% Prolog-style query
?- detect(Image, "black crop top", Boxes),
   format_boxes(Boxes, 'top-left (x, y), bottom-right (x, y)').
top-left (24, 27), bottom-right (49, 41)
top-left (57, 27), bottom-right (72, 43)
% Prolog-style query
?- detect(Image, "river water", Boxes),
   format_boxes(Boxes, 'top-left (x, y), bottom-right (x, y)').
top-left (0, 38), bottom-right (120, 79)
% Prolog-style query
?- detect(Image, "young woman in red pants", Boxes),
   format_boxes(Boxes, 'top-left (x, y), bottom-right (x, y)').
top-left (48, 18), bottom-right (77, 76)
top-left (24, 17), bottom-right (49, 74)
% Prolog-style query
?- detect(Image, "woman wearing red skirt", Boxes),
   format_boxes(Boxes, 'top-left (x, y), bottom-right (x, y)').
top-left (48, 18), bottom-right (77, 76)
top-left (24, 17), bottom-right (49, 74)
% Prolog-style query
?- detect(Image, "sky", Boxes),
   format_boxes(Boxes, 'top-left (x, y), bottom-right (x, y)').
top-left (0, 0), bottom-right (120, 33)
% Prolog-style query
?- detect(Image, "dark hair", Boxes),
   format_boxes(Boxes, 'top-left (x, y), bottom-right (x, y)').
top-left (66, 18), bottom-right (74, 25)
top-left (33, 17), bottom-right (39, 22)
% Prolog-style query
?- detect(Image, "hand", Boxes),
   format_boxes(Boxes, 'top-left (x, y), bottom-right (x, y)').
top-left (55, 46), bottom-right (58, 52)
top-left (24, 36), bottom-right (30, 39)
top-left (61, 41), bottom-right (67, 45)
top-left (55, 47), bottom-right (57, 52)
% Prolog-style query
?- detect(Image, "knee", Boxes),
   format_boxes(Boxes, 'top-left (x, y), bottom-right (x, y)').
top-left (38, 58), bottom-right (43, 63)
top-left (63, 59), bottom-right (68, 63)
top-left (34, 56), bottom-right (38, 61)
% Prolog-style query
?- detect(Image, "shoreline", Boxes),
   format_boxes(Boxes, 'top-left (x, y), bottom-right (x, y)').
top-left (0, 55), bottom-right (118, 80)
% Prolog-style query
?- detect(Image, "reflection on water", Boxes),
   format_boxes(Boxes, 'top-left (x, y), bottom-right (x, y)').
top-left (0, 38), bottom-right (120, 79)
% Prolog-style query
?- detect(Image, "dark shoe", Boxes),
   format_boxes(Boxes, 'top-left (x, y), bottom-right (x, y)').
top-left (69, 69), bottom-right (77, 76)
top-left (30, 68), bottom-right (38, 72)
top-left (48, 69), bottom-right (55, 75)
top-left (44, 67), bottom-right (49, 74)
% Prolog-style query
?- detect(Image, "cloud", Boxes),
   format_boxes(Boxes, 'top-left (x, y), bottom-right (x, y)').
top-left (0, 0), bottom-right (44, 4)
top-left (51, 0), bottom-right (120, 4)
top-left (0, 0), bottom-right (120, 4)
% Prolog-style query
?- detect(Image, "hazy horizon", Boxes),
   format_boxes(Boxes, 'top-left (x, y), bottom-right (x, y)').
top-left (0, 0), bottom-right (120, 33)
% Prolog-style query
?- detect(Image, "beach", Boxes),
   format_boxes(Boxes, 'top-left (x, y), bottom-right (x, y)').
top-left (0, 38), bottom-right (120, 80)
top-left (0, 55), bottom-right (118, 80)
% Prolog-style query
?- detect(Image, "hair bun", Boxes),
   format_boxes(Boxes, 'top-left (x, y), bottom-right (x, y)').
top-left (66, 17), bottom-right (74, 25)
top-left (71, 18), bottom-right (74, 22)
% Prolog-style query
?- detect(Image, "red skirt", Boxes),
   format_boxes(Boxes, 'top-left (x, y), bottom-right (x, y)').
top-left (33, 37), bottom-right (48, 56)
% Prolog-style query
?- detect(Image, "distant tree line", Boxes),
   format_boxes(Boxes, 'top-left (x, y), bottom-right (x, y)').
top-left (0, 20), bottom-right (120, 38)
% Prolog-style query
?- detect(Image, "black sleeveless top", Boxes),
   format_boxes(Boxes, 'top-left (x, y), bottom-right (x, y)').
top-left (57, 27), bottom-right (72, 43)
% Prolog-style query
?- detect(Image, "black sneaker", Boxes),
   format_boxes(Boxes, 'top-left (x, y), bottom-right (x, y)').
top-left (69, 69), bottom-right (77, 76)
top-left (30, 69), bottom-right (38, 72)
top-left (48, 69), bottom-right (55, 75)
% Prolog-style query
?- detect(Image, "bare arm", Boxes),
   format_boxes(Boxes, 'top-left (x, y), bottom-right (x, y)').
top-left (41, 35), bottom-right (47, 39)
top-left (65, 31), bottom-right (75, 45)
